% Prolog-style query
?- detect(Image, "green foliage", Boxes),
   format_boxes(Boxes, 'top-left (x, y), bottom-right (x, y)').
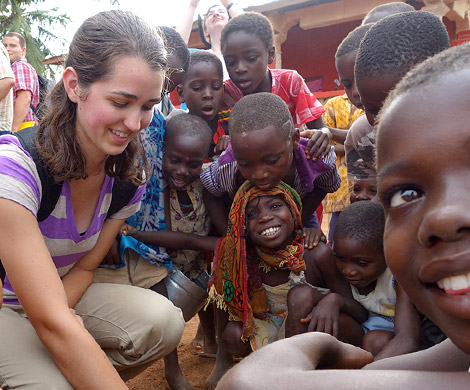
top-left (0, 0), bottom-right (70, 77)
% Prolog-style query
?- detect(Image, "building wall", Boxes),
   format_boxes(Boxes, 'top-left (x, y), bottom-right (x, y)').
top-left (281, 19), bottom-right (361, 92)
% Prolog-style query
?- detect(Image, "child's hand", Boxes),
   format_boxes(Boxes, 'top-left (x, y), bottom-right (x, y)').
top-left (301, 128), bottom-right (332, 161)
top-left (120, 223), bottom-right (138, 237)
top-left (214, 135), bottom-right (229, 155)
top-left (302, 227), bottom-right (326, 249)
top-left (301, 293), bottom-right (341, 338)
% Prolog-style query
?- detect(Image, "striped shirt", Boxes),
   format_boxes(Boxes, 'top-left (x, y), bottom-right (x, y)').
top-left (0, 135), bottom-right (145, 305)
top-left (11, 58), bottom-right (39, 123)
top-left (200, 137), bottom-right (340, 199)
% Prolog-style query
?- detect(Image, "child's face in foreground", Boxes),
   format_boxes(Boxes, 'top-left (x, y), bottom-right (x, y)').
top-left (377, 70), bottom-right (470, 352)
top-left (222, 30), bottom-right (274, 95)
top-left (356, 74), bottom-right (396, 126)
top-left (336, 51), bottom-right (362, 110)
top-left (67, 56), bottom-right (163, 159)
top-left (231, 125), bottom-right (299, 191)
top-left (333, 235), bottom-right (386, 295)
top-left (162, 132), bottom-right (207, 191)
top-left (350, 178), bottom-right (377, 204)
top-left (177, 61), bottom-right (224, 122)
top-left (247, 195), bottom-right (294, 249)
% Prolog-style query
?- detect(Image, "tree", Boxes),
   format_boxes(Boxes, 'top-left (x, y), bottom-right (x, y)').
top-left (0, 0), bottom-right (70, 77)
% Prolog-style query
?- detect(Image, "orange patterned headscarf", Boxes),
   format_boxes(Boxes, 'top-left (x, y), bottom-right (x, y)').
top-left (209, 181), bottom-right (305, 341)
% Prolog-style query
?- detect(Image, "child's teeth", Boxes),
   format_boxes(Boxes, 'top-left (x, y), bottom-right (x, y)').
top-left (451, 274), bottom-right (469, 290)
top-left (261, 227), bottom-right (280, 236)
top-left (436, 272), bottom-right (470, 292)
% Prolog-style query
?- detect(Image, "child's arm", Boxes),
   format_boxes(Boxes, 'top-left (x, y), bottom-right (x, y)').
top-left (203, 188), bottom-right (228, 236)
top-left (301, 244), bottom-right (368, 335)
top-left (121, 224), bottom-right (219, 254)
top-left (373, 282), bottom-right (421, 360)
top-left (216, 333), bottom-right (470, 390)
top-left (301, 189), bottom-right (327, 225)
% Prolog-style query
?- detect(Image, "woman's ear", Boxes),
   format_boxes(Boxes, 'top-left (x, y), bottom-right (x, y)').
top-left (268, 46), bottom-right (276, 65)
top-left (62, 66), bottom-right (80, 103)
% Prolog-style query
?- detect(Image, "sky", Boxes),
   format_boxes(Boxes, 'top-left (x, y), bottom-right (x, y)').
top-left (37, 0), bottom-right (273, 56)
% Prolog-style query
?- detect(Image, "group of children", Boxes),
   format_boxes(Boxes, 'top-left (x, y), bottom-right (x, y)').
top-left (2, 1), bottom-right (470, 389)
top-left (111, 3), bottom-right (464, 390)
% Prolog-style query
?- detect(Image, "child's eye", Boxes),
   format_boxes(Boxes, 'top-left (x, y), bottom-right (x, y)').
top-left (213, 85), bottom-right (222, 91)
top-left (192, 86), bottom-right (202, 92)
top-left (368, 188), bottom-right (378, 196)
top-left (225, 60), bottom-right (235, 67)
top-left (266, 158), bottom-right (280, 166)
top-left (248, 56), bottom-right (258, 63)
top-left (385, 186), bottom-right (423, 208)
top-left (270, 203), bottom-right (283, 210)
top-left (247, 209), bottom-right (257, 219)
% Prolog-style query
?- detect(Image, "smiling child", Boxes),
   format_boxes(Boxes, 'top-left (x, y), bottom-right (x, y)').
top-left (207, 180), bottom-right (313, 385)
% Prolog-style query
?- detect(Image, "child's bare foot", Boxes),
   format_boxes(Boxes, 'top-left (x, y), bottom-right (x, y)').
top-left (204, 356), bottom-right (233, 390)
top-left (191, 323), bottom-right (204, 349)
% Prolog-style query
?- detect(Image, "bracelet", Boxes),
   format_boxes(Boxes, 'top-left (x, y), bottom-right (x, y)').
top-left (226, 2), bottom-right (237, 12)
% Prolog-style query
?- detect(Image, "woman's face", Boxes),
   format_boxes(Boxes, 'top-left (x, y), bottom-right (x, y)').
top-left (68, 56), bottom-right (163, 162)
top-left (205, 4), bottom-right (229, 37)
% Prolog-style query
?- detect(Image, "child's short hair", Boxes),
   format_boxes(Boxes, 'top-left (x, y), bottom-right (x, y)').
top-left (355, 11), bottom-right (450, 84)
top-left (229, 92), bottom-right (294, 139)
top-left (187, 50), bottom-right (223, 79)
top-left (160, 26), bottom-right (190, 73)
top-left (362, 2), bottom-right (415, 25)
top-left (335, 24), bottom-right (373, 59)
top-left (221, 12), bottom-right (274, 50)
top-left (334, 201), bottom-right (385, 252)
top-left (378, 44), bottom-right (468, 136)
top-left (165, 113), bottom-right (212, 151)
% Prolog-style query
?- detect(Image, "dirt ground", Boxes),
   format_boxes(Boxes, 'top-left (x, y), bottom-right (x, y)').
top-left (126, 317), bottom-right (215, 390)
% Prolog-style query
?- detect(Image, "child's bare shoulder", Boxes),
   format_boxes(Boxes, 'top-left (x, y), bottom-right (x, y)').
top-left (304, 242), bottom-right (335, 287)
